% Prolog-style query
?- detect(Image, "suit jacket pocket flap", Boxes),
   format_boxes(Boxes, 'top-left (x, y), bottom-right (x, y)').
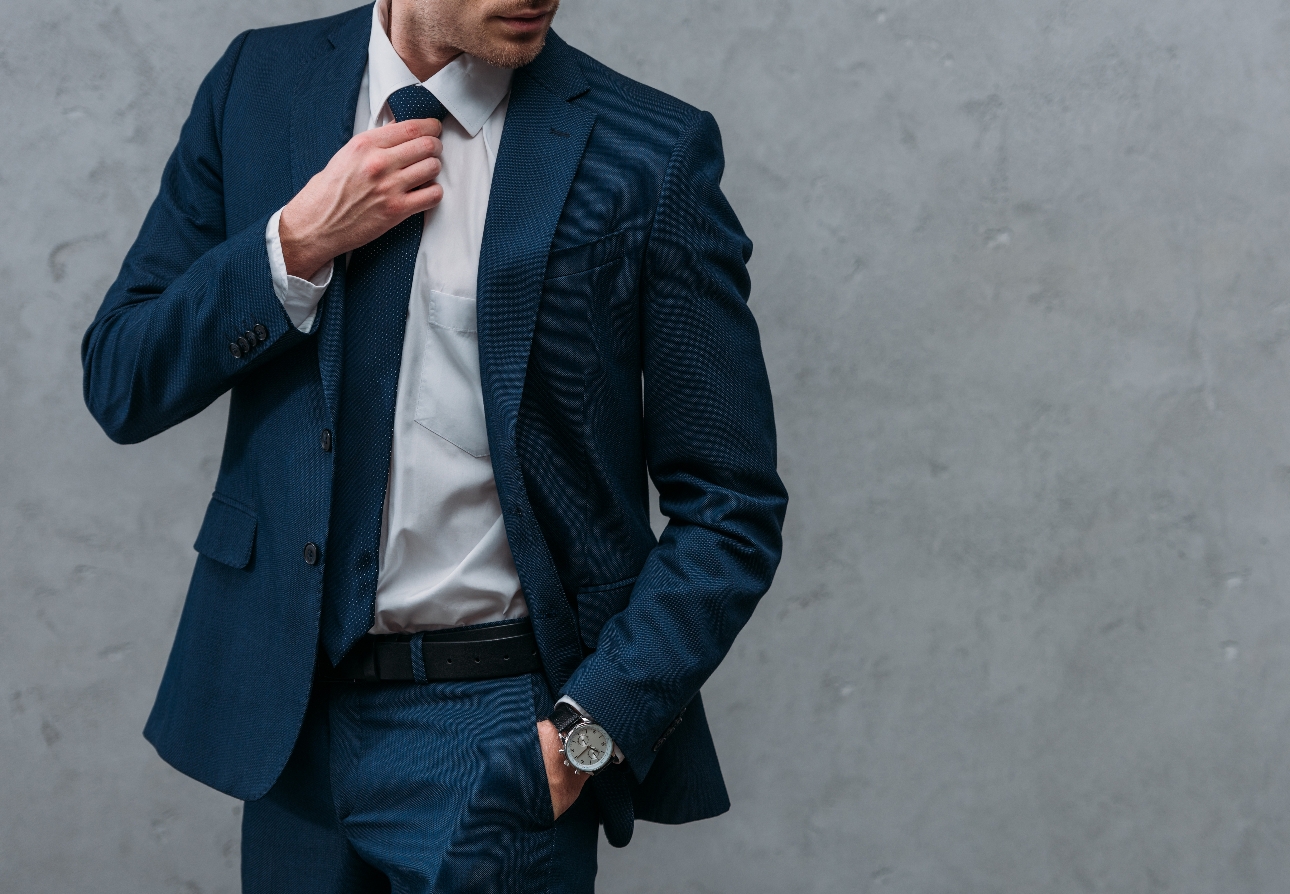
top-left (545, 228), bottom-right (640, 279)
top-left (193, 495), bottom-right (258, 569)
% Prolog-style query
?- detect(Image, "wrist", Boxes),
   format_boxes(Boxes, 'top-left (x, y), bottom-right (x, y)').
top-left (551, 743), bottom-right (585, 789)
top-left (548, 701), bottom-right (617, 776)
top-left (538, 718), bottom-right (587, 818)
top-left (278, 201), bottom-right (333, 280)
top-left (555, 696), bottom-right (625, 766)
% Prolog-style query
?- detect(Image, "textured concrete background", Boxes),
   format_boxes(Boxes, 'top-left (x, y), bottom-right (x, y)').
top-left (5, 0), bottom-right (1290, 890)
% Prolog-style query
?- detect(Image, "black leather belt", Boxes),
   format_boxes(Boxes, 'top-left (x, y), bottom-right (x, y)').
top-left (320, 618), bottom-right (541, 683)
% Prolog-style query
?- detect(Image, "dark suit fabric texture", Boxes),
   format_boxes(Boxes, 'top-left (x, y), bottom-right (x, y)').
top-left (242, 673), bottom-right (598, 894)
top-left (81, 3), bottom-right (787, 852)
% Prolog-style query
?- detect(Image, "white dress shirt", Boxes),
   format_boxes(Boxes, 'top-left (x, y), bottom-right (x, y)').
top-left (265, 0), bottom-right (527, 634)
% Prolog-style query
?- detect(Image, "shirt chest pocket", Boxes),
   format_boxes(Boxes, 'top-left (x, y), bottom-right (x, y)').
top-left (414, 290), bottom-right (491, 458)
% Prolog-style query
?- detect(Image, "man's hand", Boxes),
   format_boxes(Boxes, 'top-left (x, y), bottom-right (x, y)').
top-left (279, 118), bottom-right (444, 279)
top-left (537, 719), bottom-right (587, 820)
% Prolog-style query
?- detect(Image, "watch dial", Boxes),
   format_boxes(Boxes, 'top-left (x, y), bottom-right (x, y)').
top-left (565, 724), bottom-right (612, 772)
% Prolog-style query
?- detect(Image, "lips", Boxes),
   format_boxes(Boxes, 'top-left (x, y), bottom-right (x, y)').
top-left (496, 7), bottom-right (553, 32)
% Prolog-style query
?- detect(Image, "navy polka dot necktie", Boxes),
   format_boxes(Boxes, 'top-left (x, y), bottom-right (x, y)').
top-left (320, 85), bottom-right (448, 665)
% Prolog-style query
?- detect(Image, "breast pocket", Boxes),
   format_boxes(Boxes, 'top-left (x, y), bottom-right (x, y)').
top-left (414, 290), bottom-right (491, 457)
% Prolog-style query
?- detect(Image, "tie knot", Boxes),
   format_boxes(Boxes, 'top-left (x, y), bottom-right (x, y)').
top-left (386, 84), bottom-right (448, 123)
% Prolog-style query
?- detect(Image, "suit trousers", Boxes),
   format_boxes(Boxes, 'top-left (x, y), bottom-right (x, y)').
top-left (241, 670), bottom-right (599, 893)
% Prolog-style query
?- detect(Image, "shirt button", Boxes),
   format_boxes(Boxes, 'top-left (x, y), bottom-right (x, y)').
top-left (229, 342), bottom-right (243, 359)
top-left (303, 542), bottom-right (319, 565)
top-left (253, 323), bottom-right (269, 342)
top-left (321, 429), bottom-right (333, 452)
top-left (237, 336), bottom-right (251, 354)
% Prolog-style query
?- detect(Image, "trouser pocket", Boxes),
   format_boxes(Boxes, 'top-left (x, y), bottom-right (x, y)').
top-left (432, 674), bottom-right (561, 893)
top-left (514, 673), bottom-right (557, 829)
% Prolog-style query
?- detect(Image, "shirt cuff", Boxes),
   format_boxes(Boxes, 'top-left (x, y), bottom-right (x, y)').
top-left (555, 695), bottom-right (625, 764)
top-left (266, 207), bottom-right (332, 333)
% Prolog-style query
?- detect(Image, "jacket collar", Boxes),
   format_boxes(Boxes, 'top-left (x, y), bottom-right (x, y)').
top-left (517, 29), bottom-right (589, 102)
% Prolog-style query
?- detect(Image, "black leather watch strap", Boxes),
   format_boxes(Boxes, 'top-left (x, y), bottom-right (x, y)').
top-left (548, 701), bottom-right (585, 737)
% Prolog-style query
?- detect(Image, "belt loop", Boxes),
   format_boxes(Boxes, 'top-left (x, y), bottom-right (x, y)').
top-left (410, 632), bottom-right (427, 683)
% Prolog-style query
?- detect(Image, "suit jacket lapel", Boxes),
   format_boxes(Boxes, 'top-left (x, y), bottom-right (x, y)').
top-left (289, 7), bottom-right (371, 421)
top-left (477, 32), bottom-right (594, 449)
top-left (477, 33), bottom-right (595, 684)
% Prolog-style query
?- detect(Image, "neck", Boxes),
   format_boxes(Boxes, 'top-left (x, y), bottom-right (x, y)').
top-left (388, 0), bottom-right (462, 82)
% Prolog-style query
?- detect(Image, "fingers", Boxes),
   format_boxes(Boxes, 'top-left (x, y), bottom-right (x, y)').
top-left (364, 117), bottom-right (442, 149)
top-left (386, 134), bottom-right (443, 170)
top-left (396, 156), bottom-right (443, 191)
top-left (399, 182), bottom-right (444, 216)
top-left (326, 117), bottom-right (445, 239)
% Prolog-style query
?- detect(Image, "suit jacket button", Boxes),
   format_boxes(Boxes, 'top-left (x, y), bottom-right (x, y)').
top-left (229, 341), bottom-right (243, 359)
top-left (253, 323), bottom-right (269, 342)
top-left (245, 329), bottom-right (258, 345)
top-left (321, 429), bottom-right (333, 452)
top-left (237, 336), bottom-right (251, 354)
top-left (303, 542), bottom-right (319, 565)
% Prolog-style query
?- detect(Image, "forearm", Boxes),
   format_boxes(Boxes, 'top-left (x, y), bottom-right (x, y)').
top-left (81, 33), bottom-right (448, 445)
top-left (559, 279), bottom-right (787, 782)
top-left (80, 31), bottom-right (309, 444)
top-left (562, 485), bottom-right (784, 780)
top-left (83, 214), bottom-right (304, 444)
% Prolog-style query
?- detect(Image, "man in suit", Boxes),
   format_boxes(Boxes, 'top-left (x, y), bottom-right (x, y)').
top-left (82, 0), bottom-right (786, 890)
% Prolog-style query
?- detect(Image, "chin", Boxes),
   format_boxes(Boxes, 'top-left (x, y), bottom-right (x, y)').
top-left (474, 30), bottom-right (550, 69)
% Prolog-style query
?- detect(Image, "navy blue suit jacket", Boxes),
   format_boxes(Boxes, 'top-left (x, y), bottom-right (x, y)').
top-left (83, 5), bottom-right (785, 846)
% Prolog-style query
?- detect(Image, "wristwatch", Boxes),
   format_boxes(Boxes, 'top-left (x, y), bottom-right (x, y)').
top-left (548, 701), bottom-right (615, 776)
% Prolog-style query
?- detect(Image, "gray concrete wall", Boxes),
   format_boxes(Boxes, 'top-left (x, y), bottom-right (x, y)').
top-left (4, 0), bottom-right (1290, 890)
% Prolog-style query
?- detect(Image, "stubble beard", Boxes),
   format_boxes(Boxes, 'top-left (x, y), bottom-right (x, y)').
top-left (415, 1), bottom-right (559, 69)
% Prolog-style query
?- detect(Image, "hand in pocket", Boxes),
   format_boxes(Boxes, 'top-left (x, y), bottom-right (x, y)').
top-left (536, 719), bottom-right (587, 820)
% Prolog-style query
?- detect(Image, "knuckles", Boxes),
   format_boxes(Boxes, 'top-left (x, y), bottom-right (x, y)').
top-left (359, 156), bottom-right (387, 180)
top-left (315, 118), bottom-right (448, 243)
top-left (409, 184), bottom-right (443, 212)
top-left (415, 136), bottom-right (443, 157)
top-left (402, 119), bottom-right (440, 140)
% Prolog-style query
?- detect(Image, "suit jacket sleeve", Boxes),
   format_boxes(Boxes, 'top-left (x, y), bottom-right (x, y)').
top-left (562, 111), bottom-right (788, 782)
top-left (82, 31), bottom-right (308, 445)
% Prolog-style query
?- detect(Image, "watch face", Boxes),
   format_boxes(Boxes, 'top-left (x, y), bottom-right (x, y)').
top-left (563, 722), bottom-right (613, 773)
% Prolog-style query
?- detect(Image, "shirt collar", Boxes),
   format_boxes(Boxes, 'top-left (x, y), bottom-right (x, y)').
top-left (367, 0), bottom-right (512, 138)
